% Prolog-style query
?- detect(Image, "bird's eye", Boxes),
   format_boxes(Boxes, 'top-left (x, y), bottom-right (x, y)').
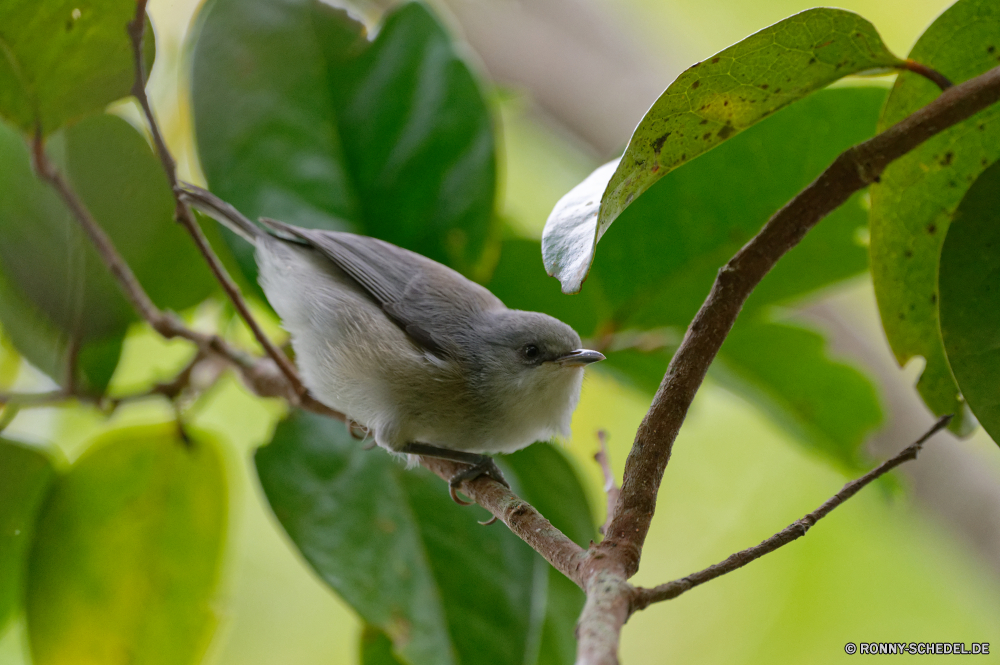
top-left (522, 344), bottom-right (540, 360)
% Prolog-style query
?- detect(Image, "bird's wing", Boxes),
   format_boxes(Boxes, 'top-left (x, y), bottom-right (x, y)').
top-left (260, 218), bottom-right (504, 357)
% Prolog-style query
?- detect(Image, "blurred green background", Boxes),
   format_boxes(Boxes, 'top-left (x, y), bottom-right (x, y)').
top-left (1, 0), bottom-right (998, 663)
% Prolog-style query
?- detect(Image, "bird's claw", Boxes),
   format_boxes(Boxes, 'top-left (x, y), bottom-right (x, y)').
top-left (447, 457), bottom-right (509, 525)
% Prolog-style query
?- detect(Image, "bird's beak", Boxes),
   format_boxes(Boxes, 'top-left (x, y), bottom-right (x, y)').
top-left (554, 349), bottom-right (606, 367)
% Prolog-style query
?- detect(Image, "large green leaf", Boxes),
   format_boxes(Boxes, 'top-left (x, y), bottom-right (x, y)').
top-left (939, 160), bottom-right (1000, 446)
top-left (25, 424), bottom-right (227, 665)
top-left (716, 321), bottom-right (883, 470)
top-left (191, 0), bottom-right (496, 288)
top-left (190, 0), bottom-right (358, 294)
top-left (543, 8), bottom-right (902, 292)
top-left (0, 1), bottom-right (154, 135)
top-left (870, 0), bottom-right (1000, 434)
top-left (588, 87), bottom-right (884, 330)
top-left (255, 412), bottom-right (593, 665)
top-left (0, 438), bottom-right (56, 635)
top-left (0, 114), bottom-right (215, 393)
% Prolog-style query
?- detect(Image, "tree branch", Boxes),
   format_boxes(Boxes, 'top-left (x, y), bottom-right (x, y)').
top-left (630, 415), bottom-right (953, 611)
top-left (573, 66), bottom-right (1000, 665)
top-left (418, 457), bottom-right (589, 586)
top-left (28, 129), bottom-right (341, 414)
top-left (126, 0), bottom-right (307, 400)
top-left (601, 64), bottom-right (1000, 578)
top-left (0, 348), bottom-right (221, 412)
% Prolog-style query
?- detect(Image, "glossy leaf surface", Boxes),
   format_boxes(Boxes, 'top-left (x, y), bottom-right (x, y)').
top-left (939, 160), bottom-right (1000, 446)
top-left (191, 0), bottom-right (496, 290)
top-left (0, 1), bottom-right (154, 134)
top-left (543, 8), bottom-right (901, 292)
top-left (870, 0), bottom-right (1000, 433)
top-left (256, 412), bottom-right (593, 665)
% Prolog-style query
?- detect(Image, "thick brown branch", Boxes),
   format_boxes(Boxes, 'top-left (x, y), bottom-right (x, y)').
top-left (572, 66), bottom-right (1000, 665)
top-left (630, 415), bottom-right (953, 610)
top-left (576, 568), bottom-right (631, 665)
top-left (601, 64), bottom-right (1000, 579)
top-left (126, 1), bottom-right (307, 399)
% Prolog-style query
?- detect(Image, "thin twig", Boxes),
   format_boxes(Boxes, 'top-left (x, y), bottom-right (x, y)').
top-left (630, 415), bottom-right (953, 611)
top-left (126, 0), bottom-right (307, 400)
top-left (28, 132), bottom-right (328, 412)
top-left (595, 430), bottom-right (620, 536)
top-left (1, 351), bottom-right (217, 413)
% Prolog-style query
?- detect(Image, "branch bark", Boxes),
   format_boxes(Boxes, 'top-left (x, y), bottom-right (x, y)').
top-left (574, 65), bottom-right (1000, 665)
top-left (602, 64), bottom-right (1000, 576)
top-left (126, 0), bottom-right (307, 400)
top-left (630, 415), bottom-right (953, 610)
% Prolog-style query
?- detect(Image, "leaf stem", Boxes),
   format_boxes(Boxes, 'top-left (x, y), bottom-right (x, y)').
top-left (900, 59), bottom-right (954, 91)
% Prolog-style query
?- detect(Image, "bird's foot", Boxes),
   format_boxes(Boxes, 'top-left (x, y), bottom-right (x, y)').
top-left (399, 443), bottom-right (509, 525)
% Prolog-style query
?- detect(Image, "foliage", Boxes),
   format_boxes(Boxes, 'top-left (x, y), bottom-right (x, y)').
top-left (0, 0), bottom-right (996, 664)
top-left (869, 0), bottom-right (1000, 434)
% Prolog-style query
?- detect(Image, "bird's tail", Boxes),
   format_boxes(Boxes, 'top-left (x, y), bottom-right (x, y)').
top-left (178, 183), bottom-right (263, 243)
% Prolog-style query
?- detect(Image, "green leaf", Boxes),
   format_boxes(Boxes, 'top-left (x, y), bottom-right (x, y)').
top-left (190, 0), bottom-right (359, 295)
top-left (191, 0), bottom-right (497, 288)
top-left (0, 114), bottom-right (215, 393)
top-left (543, 8), bottom-right (902, 292)
top-left (716, 321), bottom-right (883, 470)
top-left (360, 625), bottom-right (406, 665)
top-left (870, 0), bottom-right (1000, 435)
top-left (0, 2), bottom-right (155, 135)
top-left (939, 160), bottom-right (1000, 446)
top-left (26, 424), bottom-right (227, 665)
top-left (0, 264), bottom-right (124, 394)
top-left (256, 412), bottom-right (592, 665)
top-left (586, 87), bottom-right (884, 331)
top-left (0, 438), bottom-right (55, 635)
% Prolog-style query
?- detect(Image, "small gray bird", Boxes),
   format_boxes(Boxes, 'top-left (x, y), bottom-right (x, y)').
top-left (180, 185), bottom-right (604, 502)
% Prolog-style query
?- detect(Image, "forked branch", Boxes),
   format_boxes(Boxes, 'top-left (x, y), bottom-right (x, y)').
top-left (576, 65), bottom-right (1000, 665)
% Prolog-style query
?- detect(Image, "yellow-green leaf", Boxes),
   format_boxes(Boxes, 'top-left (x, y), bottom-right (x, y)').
top-left (0, 1), bottom-right (155, 135)
top-left (0, 438), bottom-right (55, 634)
top-left (26, 425), bottom-right (227, 665)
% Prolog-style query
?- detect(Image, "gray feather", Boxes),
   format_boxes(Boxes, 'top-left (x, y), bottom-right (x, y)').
top-left (258, 218), bottom-right (504, 358)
